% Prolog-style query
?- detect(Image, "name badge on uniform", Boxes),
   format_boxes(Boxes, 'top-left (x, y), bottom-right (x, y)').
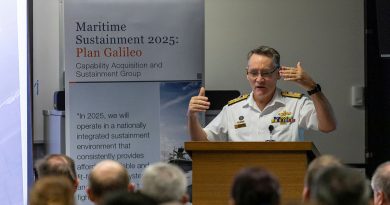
top-left (271, 110), bottom-right (296, 125)
top-left (234, 116), bottom-right (246, 129)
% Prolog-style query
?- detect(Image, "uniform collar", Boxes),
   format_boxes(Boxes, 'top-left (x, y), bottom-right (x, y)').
top-left (245, 88), bottom-right (286, 110)
top-left (272, 88), bottom-right (287, 106)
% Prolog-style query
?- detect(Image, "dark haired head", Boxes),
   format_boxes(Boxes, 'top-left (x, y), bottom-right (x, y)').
top-left (231, 167), bottom-right (280, 205)
top-left (102, 191), bottom-right (157, 205)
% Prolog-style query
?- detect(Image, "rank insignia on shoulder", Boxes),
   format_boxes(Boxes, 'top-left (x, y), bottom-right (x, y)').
top-left (228, 94), bottom-right (249, 106)
top-left (281, 91), bottom-right (303, 99)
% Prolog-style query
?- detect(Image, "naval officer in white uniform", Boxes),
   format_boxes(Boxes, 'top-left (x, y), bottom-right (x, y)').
top-left (187, 46), bottom-right (336, 141)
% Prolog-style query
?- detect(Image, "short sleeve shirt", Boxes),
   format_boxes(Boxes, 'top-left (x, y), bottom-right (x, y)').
top-left (204, 88), bottom-right (318, 142)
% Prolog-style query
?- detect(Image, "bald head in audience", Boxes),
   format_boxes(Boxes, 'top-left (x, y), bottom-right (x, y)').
top-left (372, 161), bottom-right (390, 205)
top-left (35, 154), bottom-right (78, 192)
top-left (87, 160), bottom-right (134, 205)
top-left (302, 155), bottom-right (343, 202)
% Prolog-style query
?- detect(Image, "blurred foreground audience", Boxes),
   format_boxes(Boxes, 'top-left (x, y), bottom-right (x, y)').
top-left (33, 155), bottom-right (382, 205)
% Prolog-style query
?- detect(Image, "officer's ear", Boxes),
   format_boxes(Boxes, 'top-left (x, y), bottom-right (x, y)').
top-left (245, 68), bottom-right (250, 81)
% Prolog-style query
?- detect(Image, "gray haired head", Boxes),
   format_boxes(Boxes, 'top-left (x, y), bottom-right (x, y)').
top-left (247, 46), bottom-right (280, 69)
top-left (141, 162), bottom-right (187, 203)
top-left (311, 166), bottom-right (370, 205)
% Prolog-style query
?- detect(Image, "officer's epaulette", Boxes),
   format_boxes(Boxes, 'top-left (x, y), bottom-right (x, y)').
top-left (228, 94), bottom-right (249, 106)
top-left (281, 91), bottom-right (303, 99)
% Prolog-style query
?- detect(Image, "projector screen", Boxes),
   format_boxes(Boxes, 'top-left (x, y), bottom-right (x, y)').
top-left (0, 0), bottom-right (31, 204)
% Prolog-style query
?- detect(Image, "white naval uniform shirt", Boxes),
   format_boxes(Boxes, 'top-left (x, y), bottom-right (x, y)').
top-left (204, 88), bottom-right (319, 142)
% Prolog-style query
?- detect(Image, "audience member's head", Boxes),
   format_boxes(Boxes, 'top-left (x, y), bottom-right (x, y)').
top-left (230, 167), bottom-right (281, 205)
top-left (87, 160), bottom-right (134, 204)
top-left (141, 162), bottom-right (188, 204)
top-left (371, 161), bottom-right (390, 205)
top-left (35, 154), bottom-right (78, 191)
top-left (302, 155), bottom-right (343, 201)
top-left (311, 166), bottom-right (370, 205)
top-left (101, 191), bottom-right (158, 205)
top-left (30, 176), bottom-right (75, 205)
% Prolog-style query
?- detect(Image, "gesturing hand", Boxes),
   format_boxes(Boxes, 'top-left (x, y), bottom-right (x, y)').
top-left (279, 62), bottom-right (316, 90)
top-left (187, 87), bottom-right (210, 116)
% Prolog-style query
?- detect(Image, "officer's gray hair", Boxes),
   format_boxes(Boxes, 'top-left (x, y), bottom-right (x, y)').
top-left (371, 161), bottom-right (390, 200)
top-left (141, 162), bottom-right (187, 203)
top-left (247, 46), bottom-right (280, 69)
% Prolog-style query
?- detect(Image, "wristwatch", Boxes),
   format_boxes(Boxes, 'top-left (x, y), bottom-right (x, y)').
top-left (307, 84), bottom-right (321, 95)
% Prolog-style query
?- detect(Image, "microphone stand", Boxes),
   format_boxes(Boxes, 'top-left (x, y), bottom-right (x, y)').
top-left (266, 125), bottom-right (275, 142)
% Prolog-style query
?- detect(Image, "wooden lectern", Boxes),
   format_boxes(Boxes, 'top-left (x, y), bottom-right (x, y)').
top-left (185, 141), bottom-right (319, 205)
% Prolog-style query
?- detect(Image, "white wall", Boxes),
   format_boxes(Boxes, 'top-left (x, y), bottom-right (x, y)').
top-left (33, 0), bottom-right (61, 142)
top-left (33, 0), bottom-right (365, 163)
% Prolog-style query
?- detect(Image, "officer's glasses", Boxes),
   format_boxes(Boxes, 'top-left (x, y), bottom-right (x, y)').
top-left (246, 67), bottom-right (279, 78)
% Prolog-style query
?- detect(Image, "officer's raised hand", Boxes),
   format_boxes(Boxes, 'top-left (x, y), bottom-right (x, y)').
top-left (279, 62), bottom-right (317, 90)
top-left (279, 61), bottom-right (336, 132)
top-left (187, 87), bottom-right (210, 117)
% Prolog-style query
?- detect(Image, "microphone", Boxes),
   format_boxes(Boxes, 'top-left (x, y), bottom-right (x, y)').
top-left (267, 125), bottom-right (275, 142)
top-left (268, 125), bottom-right (274, 134)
